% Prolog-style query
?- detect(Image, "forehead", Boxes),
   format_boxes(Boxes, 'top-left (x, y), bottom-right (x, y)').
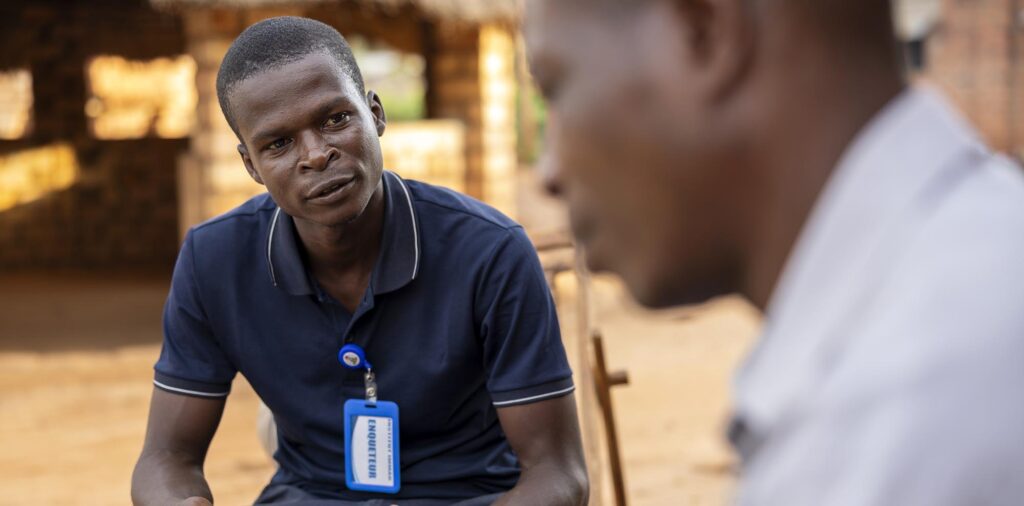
top-left (229, 52), bottom-right (361, 137)
top-left (524, 0), bottom-right (583, 51)
top-left (524, 1), bottom-right (627, 67)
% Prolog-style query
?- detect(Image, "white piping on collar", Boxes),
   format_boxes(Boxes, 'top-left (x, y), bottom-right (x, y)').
top-left (267, 206), bottom-right (282, 287)
top-left (393, 173), bottom-right (421, 280)
top-left (266, 176), bottom-right (419, 287)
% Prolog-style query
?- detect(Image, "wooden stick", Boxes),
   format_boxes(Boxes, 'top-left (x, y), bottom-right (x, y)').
top-left (592, 330), bottom-right (629, 506)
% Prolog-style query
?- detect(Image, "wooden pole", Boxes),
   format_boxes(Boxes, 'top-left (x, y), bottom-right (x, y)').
top-left (591, 331), bottom-right (629, 506)
top-left (573, 248), bottom-right (607, 506)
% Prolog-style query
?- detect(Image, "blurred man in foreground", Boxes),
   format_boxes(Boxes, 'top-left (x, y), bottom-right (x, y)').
top-left (525, 0), bottom-right (1024, 503)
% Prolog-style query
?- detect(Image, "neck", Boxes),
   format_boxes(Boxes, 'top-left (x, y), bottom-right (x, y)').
top-left (740, 43), bottom-right (905, 310)
top-left (295, 181), bottom-right (385, 279)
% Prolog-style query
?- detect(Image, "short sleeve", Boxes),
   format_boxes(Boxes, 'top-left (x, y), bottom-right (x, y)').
top-left (477, 227), bottom-right (574, 407)
top-left (153, 230), bottom-right (237, 398)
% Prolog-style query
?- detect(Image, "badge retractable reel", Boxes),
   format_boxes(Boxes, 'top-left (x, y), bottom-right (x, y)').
top-left (338, 343), bottom-right (401, 494)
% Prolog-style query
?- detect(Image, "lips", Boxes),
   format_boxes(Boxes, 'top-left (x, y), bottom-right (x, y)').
top-left (306, 176), bottom-right (355, 201)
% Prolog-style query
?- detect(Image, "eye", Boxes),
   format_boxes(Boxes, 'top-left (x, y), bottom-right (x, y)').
top-left (531, 60), bottom-right (563, 102)
top-left (265, 138), bottom-right (292, 151)
top-left (538, 78), bottom-right (560, 102)
top-left (324, 112), bottom-right (352, 128)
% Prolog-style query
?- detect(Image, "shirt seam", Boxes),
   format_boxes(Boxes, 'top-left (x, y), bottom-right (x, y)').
top-left (186, 230), bottom-right (214, 326)
top-left (190, 194), bottom-right (276, 233)
top-left (474, 228), bottom-right (521, 327)
top-left (179, 231), bottom-right (238, 375)
top-left (413, 198), bottom-right (522, 233)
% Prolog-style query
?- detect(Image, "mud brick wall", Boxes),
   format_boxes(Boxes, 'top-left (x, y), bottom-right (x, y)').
top-left (427, 22), bottom-right (486, 199)
top-left (925, 0), bottom-right (1024, 158)
top-left (0, 0), bottom-right (187, 270)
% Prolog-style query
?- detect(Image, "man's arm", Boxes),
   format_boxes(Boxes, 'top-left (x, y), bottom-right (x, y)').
top-left (131, 388), bottom-right (226, 506)
top-left (494, 394), bottom-right (589, 506)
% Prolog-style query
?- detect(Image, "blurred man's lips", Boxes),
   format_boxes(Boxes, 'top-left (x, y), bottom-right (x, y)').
top-left (569, 218), bottom-right (606, 271)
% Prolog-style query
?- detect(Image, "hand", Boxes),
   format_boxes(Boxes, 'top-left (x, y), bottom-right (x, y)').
top-left (178, 497), bottom-right (213, 506)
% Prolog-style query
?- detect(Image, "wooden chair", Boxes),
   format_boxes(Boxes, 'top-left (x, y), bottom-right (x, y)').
top-left (591, 330), bottom-right (630, 506)
top-left (534, 231), bottom-right (631, 506)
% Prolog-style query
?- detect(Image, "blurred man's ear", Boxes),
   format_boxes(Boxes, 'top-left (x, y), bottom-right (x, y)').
top-left (670, 0), bottom-right (756, 101)
top-left (238, 144), bottom-right (265, 185)
top-left (366, 91), bottom-right (387, 137)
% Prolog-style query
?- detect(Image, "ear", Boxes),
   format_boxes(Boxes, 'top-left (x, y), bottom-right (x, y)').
top-left (238, 143), bottom-right (264, 185)
top-left (366, 90), bottom-right (387, 137)
top-left (665, 0), bottom-right (756, 101)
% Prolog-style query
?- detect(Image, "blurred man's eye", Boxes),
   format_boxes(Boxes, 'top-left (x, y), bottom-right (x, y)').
top-left (540, 82), bottom-right (559, 101)
top-left (529, 58), bottom-right (562, 101)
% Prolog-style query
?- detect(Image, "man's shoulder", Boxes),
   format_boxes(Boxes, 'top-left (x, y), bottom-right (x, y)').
top-left (954, 153), bottom-right (1024, 217)
top-left (813, 160), bottom-right (1024, 439)
top-left (403, 177), bottom-right (520, 234)
top-left (189, 193), bottom-right (276, 236)
top-left (186, 193), bottom-right (276, 253)
top-left (911, 152), bottom-right (1024, 268)
top-left (850, 156), bottom-right (1024, 375)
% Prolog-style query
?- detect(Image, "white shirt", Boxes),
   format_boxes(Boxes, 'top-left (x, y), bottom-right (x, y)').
top-left (731, 88), bottom-right (1024, 505)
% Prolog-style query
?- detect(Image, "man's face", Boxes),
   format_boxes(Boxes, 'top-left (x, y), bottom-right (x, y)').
top-left (525, 1), bottom-right (753, 307)
top-left (230, 52), bottom-right (386, 229)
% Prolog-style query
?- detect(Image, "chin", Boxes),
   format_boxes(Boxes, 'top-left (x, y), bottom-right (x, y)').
top-left (326, 208), bottom-right (362, 227)
top-left (322, 196), bottom-right (371, 227)
top-left (624, 267), bottom-right (731, 309)
top-left (625, 279), bottom-right (683, 309)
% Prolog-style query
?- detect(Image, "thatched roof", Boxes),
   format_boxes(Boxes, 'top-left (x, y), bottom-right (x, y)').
top-left (149, 0), bottom-right (519, 23)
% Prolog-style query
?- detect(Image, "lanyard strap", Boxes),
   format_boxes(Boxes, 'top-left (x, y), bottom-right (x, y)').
top-left (339, 343), bottom-right (377, 405)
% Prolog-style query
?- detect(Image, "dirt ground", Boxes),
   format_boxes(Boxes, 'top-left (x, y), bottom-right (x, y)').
top-left (0, 175), bottom-right (761, 505)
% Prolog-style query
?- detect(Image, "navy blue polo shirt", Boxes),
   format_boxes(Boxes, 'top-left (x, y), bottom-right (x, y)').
top-left (154, 171), bottom-right (574, 501)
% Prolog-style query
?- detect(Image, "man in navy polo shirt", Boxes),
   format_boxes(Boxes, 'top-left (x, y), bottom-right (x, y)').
top-left (131, 17), bottom-right (587, 506)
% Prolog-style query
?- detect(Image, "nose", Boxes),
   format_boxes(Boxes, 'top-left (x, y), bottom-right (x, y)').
top-left (297, 130), bottom-right (339, 172)
top-left (538, 115), bottom-right (563, 197)
top-left (538, 149), bottom-right (564, 197)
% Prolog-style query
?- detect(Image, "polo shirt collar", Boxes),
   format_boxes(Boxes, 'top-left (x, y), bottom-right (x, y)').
top-left (266, 170), bottom-right (421, 296)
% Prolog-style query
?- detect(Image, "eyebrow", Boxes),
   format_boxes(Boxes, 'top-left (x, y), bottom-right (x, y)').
top-left (250, 96), bottom-right (357, 144)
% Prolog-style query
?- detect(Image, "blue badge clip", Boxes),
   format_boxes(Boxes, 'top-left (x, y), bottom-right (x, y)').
top-left (338, 343), bottom-right (372, 371)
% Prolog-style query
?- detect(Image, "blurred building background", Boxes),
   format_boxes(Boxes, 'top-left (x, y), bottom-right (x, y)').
top-left (1, 0), bottom-right (1019, 272)
top-left (897, 0), bottom-right (1024, 159)
top-left (0, 0), bottom-right (532, 271)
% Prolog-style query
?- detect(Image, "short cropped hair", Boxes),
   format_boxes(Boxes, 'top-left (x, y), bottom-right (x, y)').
top-left (216, 16), bottom-right (366, 138)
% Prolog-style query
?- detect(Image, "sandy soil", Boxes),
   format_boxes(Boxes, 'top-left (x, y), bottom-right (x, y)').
top-left (0, 274), bottom-right (277, 505)
top-left (0, 175), bottom-right (761, 505)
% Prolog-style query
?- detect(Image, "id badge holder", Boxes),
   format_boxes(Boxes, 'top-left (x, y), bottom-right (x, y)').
top-left (344, 398), bottom-right (400, 493)
top-left (339, 344), bottom-right (401, 494)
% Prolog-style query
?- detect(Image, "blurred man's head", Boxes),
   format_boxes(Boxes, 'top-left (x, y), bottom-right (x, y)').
top-left (525, 0), bottom-right (902, 308)
top-left (216, 16), bottom-right (387, 230)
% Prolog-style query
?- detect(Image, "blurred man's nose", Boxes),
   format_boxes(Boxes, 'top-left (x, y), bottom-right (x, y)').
top-left (538, 149), bottom-right (564, 197)
top-left (298, 131), bottom-right (337, 172)
top-left (538, 114), bottom-right (564, 197)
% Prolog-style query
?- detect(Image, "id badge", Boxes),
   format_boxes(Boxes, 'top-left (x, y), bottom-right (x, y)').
top-left (344, 398), bottom-right (401, 494)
